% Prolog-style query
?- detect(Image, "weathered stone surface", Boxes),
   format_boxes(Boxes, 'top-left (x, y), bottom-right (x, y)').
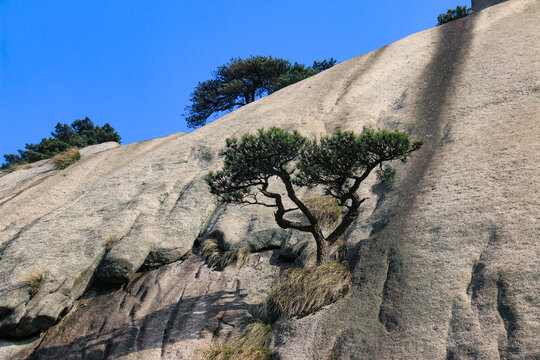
top-left (78, 141), bottom-right (119, 158)
top-left (0, 0), bottom-right (538, 358)
top-left (14, 254), bottom-right (279, 360)
top-left (472, 0), bottom-right (508, 11)
top-left (0, 142), bottom-right (119, 206)
top-left (270, 2), bottom-right (540, 359)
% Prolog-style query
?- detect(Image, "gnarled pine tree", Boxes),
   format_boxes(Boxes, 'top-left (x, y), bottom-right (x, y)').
top-left (206, 127), bottom-right (422, 264)
top-left (184, 56), bottom-right (336, 128)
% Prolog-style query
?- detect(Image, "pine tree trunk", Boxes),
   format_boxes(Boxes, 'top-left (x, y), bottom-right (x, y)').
top-left (313, 229), bottom-right (327, 265)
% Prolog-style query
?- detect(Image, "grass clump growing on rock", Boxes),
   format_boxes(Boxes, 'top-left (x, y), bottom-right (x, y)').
top-left (302, 196), bottom-right (342, 231)
top-left (260, 260), bottom-right (350, 322)
top-left (20, 268), bottom-right (44, 297)
top-left (201, 321), bottom-right (274, 360)
top-left (200, 239), bottom-right (236, 270)
top-left (53, 147), bottom-right (81, 170)
top-left (0, 163), bottom-right (32, 173)
top-left (236, 246), bottom-right (252, 269)
top-left (105, 235), bottom-right (121, 251)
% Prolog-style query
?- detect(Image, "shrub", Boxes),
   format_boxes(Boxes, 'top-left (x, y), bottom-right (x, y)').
top-left (259, 261), bottom-right (351, 322)
top-left (201, 321), bottom-right (274, 360)
top-left (53, 147), bottom-right (80, 170)
top-left (20, 268), bottom-right (44, 297)
top-left (437, 5), bottom-right (473, 26)
top-left (200, 239), bottom-right (236, 270)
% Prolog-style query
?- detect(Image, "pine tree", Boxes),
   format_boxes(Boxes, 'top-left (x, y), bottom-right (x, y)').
top-left (206, 127), bottom-right (422, 264)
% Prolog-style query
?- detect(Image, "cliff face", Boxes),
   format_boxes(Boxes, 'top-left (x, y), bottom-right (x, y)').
top-left (472, 0), bottom-right (508, 11)
top-left (1, 0), bottom-right (539, 358)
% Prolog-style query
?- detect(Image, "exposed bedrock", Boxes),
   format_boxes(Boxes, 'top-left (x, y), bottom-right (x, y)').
top-left (270, 1), bottom-right (540, 359)
top-left (472, 0), bottom-right (508, 12)
top-left (0, 0), bottom-right (538, 358)
top-left (18, 254), bottom-right (280, 360)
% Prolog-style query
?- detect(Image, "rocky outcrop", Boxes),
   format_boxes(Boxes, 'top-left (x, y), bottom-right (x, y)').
top-left (472, 0), bottom-right (508, 11)
top-left (0, 0), bottom-right (538, 358)
top-left (13, 253), bottom-right (279, 360)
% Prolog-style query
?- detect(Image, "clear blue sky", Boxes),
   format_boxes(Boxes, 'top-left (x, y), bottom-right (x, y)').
top-left (0, 0), bottom-right (469, 158)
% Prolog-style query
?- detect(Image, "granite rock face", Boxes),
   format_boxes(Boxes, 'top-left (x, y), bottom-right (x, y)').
top-left (472, 0), bottom-right (508, 11)
top-left (1, 0), bottom-right (539, 358)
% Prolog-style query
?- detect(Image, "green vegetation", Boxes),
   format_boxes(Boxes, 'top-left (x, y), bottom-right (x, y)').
top-left (52, 147), bottom-right (81, 170)
top-left (437, 5), bottom-right (473, 25)
top-left (202, 261), bottom-right (350, 358)
top-left (271, 58), bottom-right (336, 93)
top-left (206, 127), bottom-right (422, 264)
top-left (202, 127), bottom-right (421, 355)
top-left (2, 117), bottom-right (121, 169)
top-left (260, 261), bottom-right (350, 322)
top-left (184, 56), bottom-right (336, 128)
top-left (201, 259), bottom-right (350, 358)
top-left (201, 321), bottom-right (274, 360)
top-left (376, 166), bottom-right (397, 182)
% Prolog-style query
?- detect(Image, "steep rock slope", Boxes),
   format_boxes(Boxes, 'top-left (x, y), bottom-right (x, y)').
top-left (0, 0), bottom-right (538, 358)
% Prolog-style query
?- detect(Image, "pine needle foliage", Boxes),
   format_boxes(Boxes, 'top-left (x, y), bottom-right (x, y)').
top-left (206, 127), bottom-right (422, 264)
top-left (2, 117), bottom-right (120, 169)
top-left (437, 5), bottom-right (473, 26)
top-left (185, 56), bottom-right (336, 128)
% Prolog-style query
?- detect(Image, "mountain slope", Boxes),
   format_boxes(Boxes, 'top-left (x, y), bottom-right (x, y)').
top-left (1, 0), bottom-right (538, 358)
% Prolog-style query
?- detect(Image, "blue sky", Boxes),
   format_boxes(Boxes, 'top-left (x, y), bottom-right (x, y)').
top-left (0, 0), bottom-right (470, 158)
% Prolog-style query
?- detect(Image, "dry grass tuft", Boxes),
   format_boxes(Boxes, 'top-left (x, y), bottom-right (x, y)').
top-left (236, 246), bottom-right (252, 269)
top-left (1, 163), bottom-right (32, 173)
top-left (53, 147), bottom-right (81, 170)
top-left (292, 237), bottom-right (346, 268)
top-left (105, 235), bottom-right (121, 251)
top-left (20, 268), bottom-right (44, 297)
top-left (260, 261), bottom-right (350, 322)
top-left (200, 321), bottom-right (274, 360)
top-left (200, 238), bottom-right (236, 270)
top-left (327, 237), bottom-right (347, 263)
top-left (303, 196), bottom-right (342, 231)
